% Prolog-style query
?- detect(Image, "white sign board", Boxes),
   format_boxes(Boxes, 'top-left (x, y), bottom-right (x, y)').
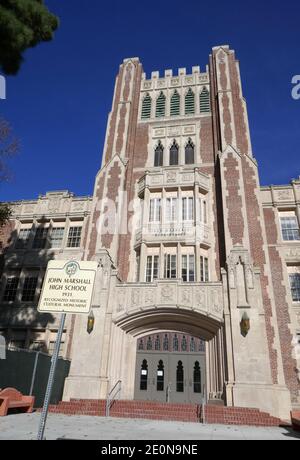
top-left (38, 260), bottom-right (98, 315)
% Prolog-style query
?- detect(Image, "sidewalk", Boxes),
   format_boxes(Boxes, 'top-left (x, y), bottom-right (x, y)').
top-left (0, 413), bottom-right (299, 440)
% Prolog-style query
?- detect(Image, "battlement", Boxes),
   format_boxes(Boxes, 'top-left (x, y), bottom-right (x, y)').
top-left (141, 66), bottom-right (209, 91)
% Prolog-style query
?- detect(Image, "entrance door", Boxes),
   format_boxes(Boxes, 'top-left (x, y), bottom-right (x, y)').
top-left (135, 353), bottom-right (170, 402)
top-left (134, 332), bottom-right (206, 404)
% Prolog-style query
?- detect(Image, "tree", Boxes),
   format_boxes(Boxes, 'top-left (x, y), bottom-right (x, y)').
top-left (0, 0), bottom-right (59, 75)
top-left (0, 117), bottom-right (19, 226)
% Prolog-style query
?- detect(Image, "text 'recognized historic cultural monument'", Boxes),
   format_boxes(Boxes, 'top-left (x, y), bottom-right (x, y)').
top-left (1, 46), bottom-right (300, 420)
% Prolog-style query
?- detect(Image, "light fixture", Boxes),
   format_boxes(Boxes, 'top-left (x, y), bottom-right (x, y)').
top-left (240, 312), bottom-right (250, 337)
top-left (87, 310), bottom-right (95, 334)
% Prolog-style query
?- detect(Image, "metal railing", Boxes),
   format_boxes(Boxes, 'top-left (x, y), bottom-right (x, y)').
top-left (105, 380), bottom-right (122, 417)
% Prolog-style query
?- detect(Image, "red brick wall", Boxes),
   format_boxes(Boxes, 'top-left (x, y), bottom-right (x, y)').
top-left (264, 207), bottom-right (300, 401)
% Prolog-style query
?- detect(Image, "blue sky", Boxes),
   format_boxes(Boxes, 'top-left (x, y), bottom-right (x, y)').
top-left (0, 0), bottom-right (299, 201)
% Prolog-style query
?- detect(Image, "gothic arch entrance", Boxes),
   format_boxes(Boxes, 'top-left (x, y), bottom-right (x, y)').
top-left (134, 332), bottom-right (206, 404)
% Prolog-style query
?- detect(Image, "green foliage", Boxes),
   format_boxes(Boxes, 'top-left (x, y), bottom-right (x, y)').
top-left (0, 203), bottom-right (12, 227)
top-left (0, 0), bottom-right (59, 75)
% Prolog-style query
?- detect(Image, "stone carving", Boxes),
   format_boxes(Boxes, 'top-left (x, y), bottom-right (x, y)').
top-left (246, 267), bottom-right (254, 289)
top-left (181, 288), bottom-right (191, 305)
top-left (117, 289), bottom-right (126, 312)
top-left (168, 127), bottom-right (181, 136)
top-left (161, 285), bottom-right (174, 302)
top-left (23, 204), bottom-right (35, 214)
top-left (170, 78), bottom-right (180, 86)
top-left (183, 125), bottom-right (195, 134)
top-left (153, 128), bottom-right (165, 137)
top-left (285, 248), bottom-right (300, 259)
top-left (166, 171), bottom-right (177, 183)
top-left (194, 287), bottom-right (206, 308)
top-left (199, 75), bottom-right (208, 83)
top-left (157, 79), bottom-right (166, 87)
top-left (145, 289), bottom-right (155, 305)
top-left (48, 198), bottom-right (60, 213)
top-left (210, 288), bottom-right (222, 314)
top-left (143, 82), bottom-right (152, 89)
top-left (72, 201), bottom-right (85, 211)
top-left (131, 289), bottom-right (141, 307)
top-left (182, 173), bottom-right (194, 182)
top-left (229, 268), bottom-right (235, 289)
top-left (276, 190), bottom-right (293, 201)
top-left (185, 77), bottom-right (193, 84)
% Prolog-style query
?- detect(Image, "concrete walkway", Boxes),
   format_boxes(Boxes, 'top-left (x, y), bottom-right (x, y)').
top-left (0, 413), bottom-right (299, 440)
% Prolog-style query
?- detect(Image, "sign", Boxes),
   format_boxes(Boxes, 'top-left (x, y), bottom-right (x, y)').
top-left (38, 260), bottom-right (98, 315)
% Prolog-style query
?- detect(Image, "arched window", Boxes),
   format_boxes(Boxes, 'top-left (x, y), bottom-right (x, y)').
top-left (163, 334), bottom-right (169, 351)
top-left (193, 361), bottom-right (201, 393)
top-left (169, 140), bottom-right (179, 166)
top-left (185, 138), bottom-right (194, 164)
top-left (173, 334), bottom-right (179, 352)
top-left (181, 335), bottom-right (187, 351)
top-left (170, 90), bottom-right (180, 116)
top-left (156, 91), bottom-right (166, 118)
top-left (154, 141), bottom-right (164, 167)
top-left (146, 336), bottom-right (153, 350)
top-left (190, 337), bottom-right (196, 352)
top-left (199, 340), bottom-right (206, 353)
top-left (176, 361), bottom-right (184, 392)
top-left (141, 93), bottom-right (152, 119)
top-left (185, 88), bottom-right (195, 114)
top-left (140, 359), bottom-right (148, 390)
top-left (200, 87), bottom-right (211, 113)
top-left (155, 335), bottom-right (161, 351)
top-left (156, 360), bottom-right (164, 391)
top-left (138, 339), bottom-right (144, 350)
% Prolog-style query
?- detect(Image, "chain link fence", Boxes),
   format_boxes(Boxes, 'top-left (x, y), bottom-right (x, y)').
top-left (0, 345), bottom-right (70, 407)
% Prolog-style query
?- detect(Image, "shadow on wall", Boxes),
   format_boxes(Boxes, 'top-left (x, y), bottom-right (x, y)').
top-left (0, 216), bottom-right (57, 351)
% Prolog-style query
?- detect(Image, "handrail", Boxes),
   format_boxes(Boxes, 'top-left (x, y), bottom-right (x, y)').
top-left (105, 380), bottom-right (121, 417)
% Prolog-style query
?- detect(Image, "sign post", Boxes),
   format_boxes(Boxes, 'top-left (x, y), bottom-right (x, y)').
top-left (36, 260), bottom-right (98, 440)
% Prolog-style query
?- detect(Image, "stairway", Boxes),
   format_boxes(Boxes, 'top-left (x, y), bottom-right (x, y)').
top-left (46, 399), bottom-right (287, 426)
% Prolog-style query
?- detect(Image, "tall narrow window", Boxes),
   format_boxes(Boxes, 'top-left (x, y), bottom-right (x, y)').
top-left (155, 335), bottom-right (161, 351)
top-left (200, 256), bottom-right (209, 282)
top-left (170, 90), bottom-right (180, 116)
top-left (280, 215), bottom-right (300, 241)
top-left (181, 336), bottom-right (187, 351)
top-left (163, 334), bottom-right (169, 351)
top-left (185, 138), bottom-right (194, 164)
top-left (149, 198), bottom-right (161, 222)
top-left (166, 197), bottom-right (178, 223)
top-left (138, 339), bottom-right (144, 350)
top-left (182, 254), bottom-right (195, 282)
top-left (169, 140), bottom-right (179, 165)
top-left (202, 200), bottom-right (208, 224)
top-left (164, 254), bottom-right (177, 279)
top-left (146, 337), bottom-right (153, 350)
top-left (33, 228), bottom-right (48, 249)
top-left (146, 255), bottom-right (159, 282)
top-left (185, 88), bottom-right (195, 114)
top-left (49, 228), bottom-right (64, 248)
top-left (21, 277), bottom-right (38, 302)
top-left (182, 197), bottom-right (194, 221)
top-left (200, 87), bottom-right (211, 113)
top-left (156, 360), bottom-right (164, 391)
top-left (67, 227), bottom-right (82, 248)
top-left (289, 273), bottom-right (300, 302)
top-left (141, 93), bottom-right (152, 119)
top-left (154, 141), bottom-right (164, 167)
top-left (140, 360), bottom-right (148, 390)
top-left (193, 361), bottom-right (201, 393)
top-left (190, 337), bottom-right (196, 352)
top-left (173, 334), bottom-right (179, 351)
top-left (155, 91), bottom-right (166, 118)
top-left (3, 277), bottom-right (19, 302)
top-left (176, 361), bottom-right (184, 392)
top-left (16, 228), bottom-right (31, 249)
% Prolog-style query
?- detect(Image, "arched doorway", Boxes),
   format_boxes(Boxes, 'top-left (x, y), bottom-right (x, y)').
top-left (134, 332), bottom-right (206, 403)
